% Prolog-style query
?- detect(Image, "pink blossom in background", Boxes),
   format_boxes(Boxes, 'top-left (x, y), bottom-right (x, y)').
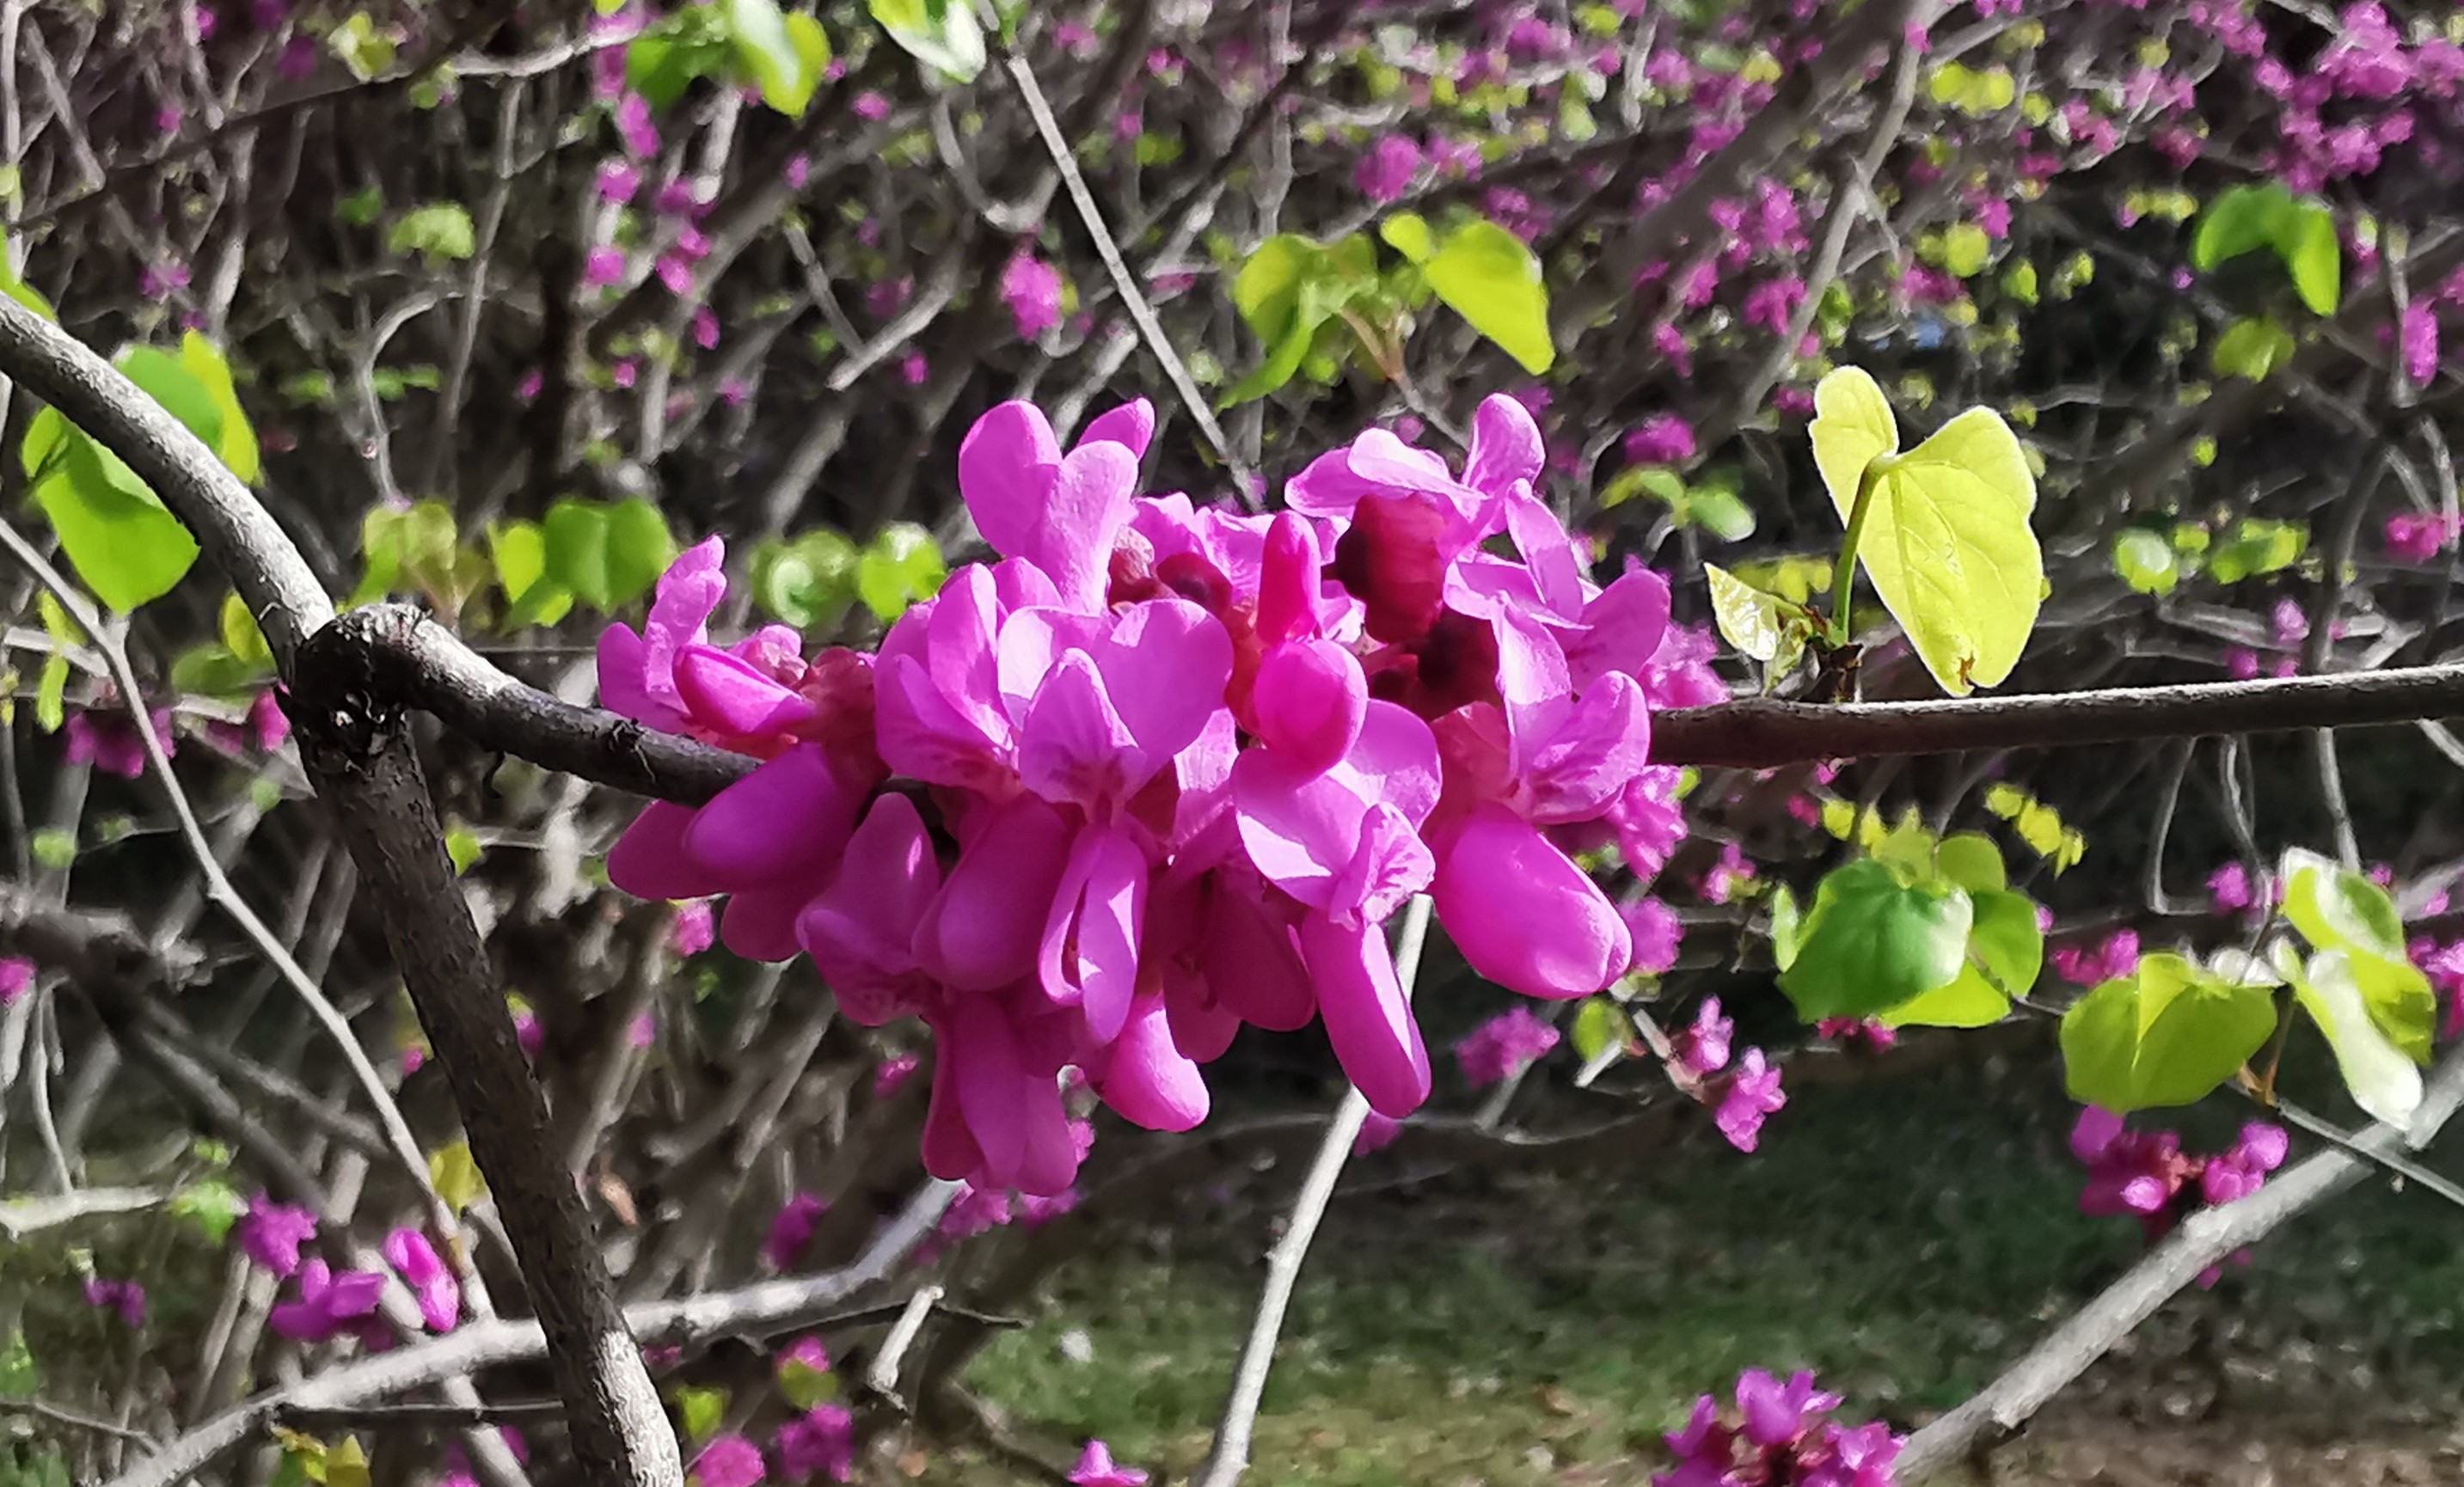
top-left (1002, 252), bottom-right (1064, 340)
top-left (873, 1051), bottom-right (922, 1100)
top-left (2386, 511), bottom-right (2457, 563)
top-left (1355, 134), bottom-right (1424, 202)
top-left (1674, 996), bottom-right (1732, 1078)
top-left (852, 91), bottom-right (890, 121)
top-left (670, 901), bottom-right (716, 957)
top-left (628, 1012), bottom-right (657, 1049)
top-left (584, 247), bottom-right (626, 288)
top-left (1454, 1007), bottom-right (1560, 1087)
top-left (2050, 928), bottom-right (2139, 986)
top-left (513, 1007), bottom-right (544, 1060)
top-left (1715, 1049), bottom-right (1784, 1151)
top-left (1623, 414), bottom-right (1697, 466)
top-left (383, 1227), bottom-right (461, 1333)
top-left (268, 1258), bottom-right (385, 1343)
top-left (694, 307), bottom-right (721, 351)
top-left (1621, 897), bottom-right (1683, 976)
top-left (899, 352), bottom-right (929, 385)
top-left (65, 707), bottom-right (175, 780)
top-left (775, 1405), bottom-right (855, 1482)
top-left (237, 1193), bottom-right (318, 1277)
top-left (658, 255), bottom-right (695, 295)
top-left (0, 956), bottom-right (30, 1007)
top-left (1701, 843), bottom-right (1756, 904)
top-left (596, 160), bottom-right (641, 204)
top-left (2271, 598), bottom-right (2310, 647)
top-left (690, 1435), bottom-right (768, 1487)
top-left (278, 34), bottom-right (318, 79)
top-left (616, 94), bottom-right (659, 157)
top-left (83, 1277), bottom-right (145, 1328)
top-left (1067, 1441), bottom-right (1149, 1487)
top-left (139, 259), bottom-right (191, 302)
top-left (763, 1193), bottom-right (827, 1270)
top-left (1816, 1017), bottom-right (1897, 1051)
top-left (2209, 861), bottom-right (2253, 912)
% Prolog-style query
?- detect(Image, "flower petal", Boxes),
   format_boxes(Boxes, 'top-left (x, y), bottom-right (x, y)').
top-left (1079, 398), bottom-right (1155, 459)
top-left (1432, 805), bottom-right (1628, 999)
top-left (958, 401), bottom-right (1063, 559)
top-left (1039, 822), bottom-right (1149, 1043)
top-left (916, 796), bottom-right (1074, 990)
top-left (1094, 994), bottom-right (1210, 1131)
top-left (607, 801), bottom-right (723, 900)
top-left (1300, 914), bottom-right (1431, 1118)
top-left (683, 744), bottom-right (865, 889)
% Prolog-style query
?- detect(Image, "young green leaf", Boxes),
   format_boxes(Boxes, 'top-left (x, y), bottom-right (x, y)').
top-left (177, 334), bottom-right (261, 484)
top-left (2058, 952), bottom-right (2277, 1111)
top-left (2112, 529), bottom-right (2179, 595)
top-left (855, 523), bottom-right (947, 621)
top-left (1879, 966), bottom-right (2008, 1028)
top-left (428, 1141), bottom-right (487, 1215)
top-left (2279, 848), bottom-right (2438, 1062)
top-left (388, 203), bottom-right (477, 266)
top-left (1379, 212), bottom-right (1437, 265)
top-left (2210, 315), bottom-right (2295, 382)
top-left (868, 0), bottom-right (984, 82)
top-left (1777, 860), bottom-right (1974, 1020)
top-left (727, 0), bottom-right (822, 116)
top-left (24, 409), bottom-right (200, 613)
top-left (2293, 949), bottom-right (2424, 1128)
top-left (1704, 563), bottom-right (1793, 664)
top-left (168, 1178), bottom-right (248, 1244)
top-left (1964, 888), bottom-right (2043, 994)
top-left (2191, 183), bottom-right (2340, 315)
top-left (544, 498), bottom-right (675, 613)
top-left (1422, 218), bottom-right (1554, 375)
top-left (1810, 366), bottom-right (2043, 696)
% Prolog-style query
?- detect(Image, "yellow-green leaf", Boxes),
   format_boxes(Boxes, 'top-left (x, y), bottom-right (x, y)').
top-left (1811, 366), bottom-right (2043, 696)
top-left (1424, 219), bottom-right (1554, 375)
top-left (1380, 212), bottom-right (1436, 265)
top-left (1704, 563), bottom-right (1790, 663)
top-left (178, 332), bottom-right (260, 484)
top-left (428, 1141), bottom-right (486, 1216)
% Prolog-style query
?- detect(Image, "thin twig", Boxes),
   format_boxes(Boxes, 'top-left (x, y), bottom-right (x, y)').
top-left (0, 524), bottom-right (460, 1245)
top-left (863, 1283), bottom-right (944, 1404)
top-left (1896, 1044), bottom-right (2464, 1478)
top-left (1194, 895), bottom-right (1433, 1487)
top-left (1003, 54), bottom-right (1257, 502)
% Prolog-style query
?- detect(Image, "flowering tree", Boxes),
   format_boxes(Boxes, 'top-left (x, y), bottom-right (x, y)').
top-left (3, 1), bottom-right (2464, 1485)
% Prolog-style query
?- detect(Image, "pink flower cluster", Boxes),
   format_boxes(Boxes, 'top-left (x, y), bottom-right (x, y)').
top-left (2071, 1108), bottom-right (2288, 1282)
top-left (1668, 997), bottom-right (1789, 1153)
top-left (1656, 1369), bottom-right (1901, 1487)
top-left (600, 396), bottom-right (1712, 1196)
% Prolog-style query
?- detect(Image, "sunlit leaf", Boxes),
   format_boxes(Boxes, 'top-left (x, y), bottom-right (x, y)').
top-left (1423, 219), bottom-right (1554, 375)
top-left (1810, 366), bottom-right (2043, 695)
top-left (428, 1141), bottom-right (487, 1216)
top-left (1778, 860), bottom-right (1973, 1020)
top-left (2059, 952), bottom-right (2276, 1111)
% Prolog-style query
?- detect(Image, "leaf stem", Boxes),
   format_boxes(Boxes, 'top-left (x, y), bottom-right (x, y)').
top-left (1829, 457), bottom-right (1887, 649)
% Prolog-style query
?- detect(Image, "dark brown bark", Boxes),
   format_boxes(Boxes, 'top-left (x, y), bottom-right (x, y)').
top-left (288, 625), bottom-right (683, 1486)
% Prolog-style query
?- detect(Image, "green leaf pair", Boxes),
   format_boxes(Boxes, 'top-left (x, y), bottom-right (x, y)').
top-left (631, 0), bottom-right (833, 115)
top-left (1603, 467), bottom-right (1756, 542)
top-left (1808, 366), bottom-right (2043, 697)
top-left (1380, 212), bottom-right (1554, 376)
top-left (1776, 828), bottom-right (2040, 1028)
top-left (2191, 182), bottom-right (2341, 315)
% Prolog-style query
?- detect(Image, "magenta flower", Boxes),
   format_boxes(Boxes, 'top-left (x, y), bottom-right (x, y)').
top-left (592, 389), bottom-right (1698, 1196)
top-left (1455, 1007), bottom-right (1560, 1088)
top-left (1355, 134), bottom-right (1424, 202)
top-left (383, 1227), bottom-right (460, 1332)
top-left (1816, 1018), bottom-right (1897, 1052)
top-left (691, 1435), bottom-right (767, 1487)
top-left (237, 1192), bottom-right (318, 1277)
top-left (65, 707), bottom-right (175, 779)
top-left (1737, 1368), bottom-right (1842, 1447)
top-left (597, 159), bottom-right (641, 204)
top-left (763, 1193), bottom-right (827, 1270)
top-left (2209, 861), bottom-right (2253, 912)
top-left (775, 1406), bottom-right (854, 1482)
top-left (2199, 1123), bottom-right (2289, 1206)
top-left (1001, 252), bottom-right (1064, 340)
top-left (1067, 1441), bottom-right (1149, 1487)
top-left (0, 957), bottom-right (33, 1008)
top-left (268, 1258), bottom-right (386, 1343)
top-left (1622, 898), bottom-right (1683, 976)
top-left (83, 1277), bottom-right (145, 1327)
top-left (2386, 511), bottom-right (2457, 563)
top-left (1715, 1048), bottom-right (1785, 1152)
top-left (2050, 929), bottom-right (2139, 986)
top-left (670, 901), bottom-right (716, 957)
top-left (616, 92), bottom-right (659, 157)
top-left (1674, 997), bottom-right (1732, 1078)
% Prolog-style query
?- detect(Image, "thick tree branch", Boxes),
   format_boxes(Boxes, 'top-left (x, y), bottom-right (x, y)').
top-left (335, 604), bottom-right (2464, 801)
top-left (0, 287), bottom-right (677, 1485)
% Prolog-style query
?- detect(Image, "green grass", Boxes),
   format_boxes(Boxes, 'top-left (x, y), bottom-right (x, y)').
top-left (954, 1055), bottom-right (2464, 1485)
